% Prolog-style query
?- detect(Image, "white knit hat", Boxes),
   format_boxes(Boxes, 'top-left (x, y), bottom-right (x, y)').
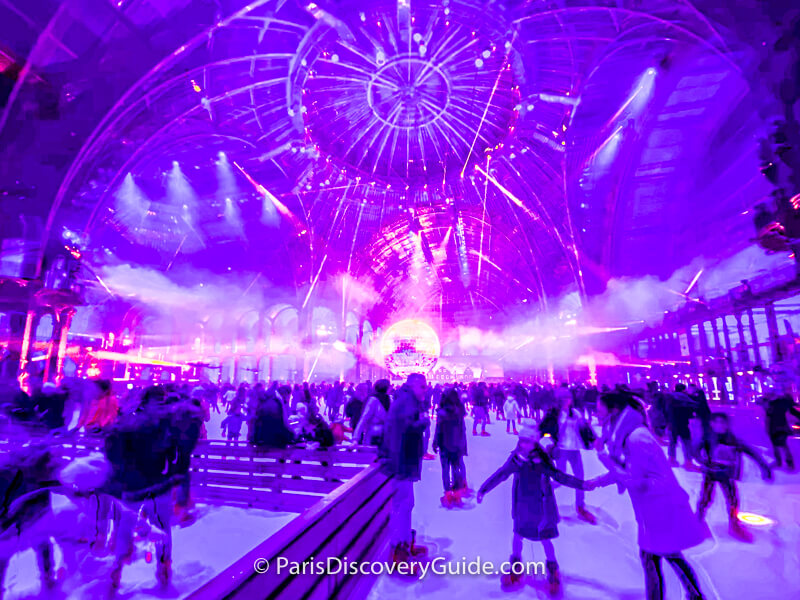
top-left (59, 453), bottom-right (110, 493)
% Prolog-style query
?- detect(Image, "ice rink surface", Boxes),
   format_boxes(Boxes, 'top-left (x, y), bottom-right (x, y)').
top-left (370, 409), bottom-right (800, 600)
top-left (2, 408), bottom-right (797, 599)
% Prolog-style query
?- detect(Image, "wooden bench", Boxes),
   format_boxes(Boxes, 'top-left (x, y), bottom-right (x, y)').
top-left (186, 462), bottom-right (394, 600)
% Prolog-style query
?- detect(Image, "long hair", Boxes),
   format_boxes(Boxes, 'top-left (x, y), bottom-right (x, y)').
top-left (599, 391), bottom-right (649, 426)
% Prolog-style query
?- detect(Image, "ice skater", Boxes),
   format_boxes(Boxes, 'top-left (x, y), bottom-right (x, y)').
top-left (594, 391), bottom-right (709, 600)
top-left (540, 390), bottom-right (598, 524)
top-left (381, 373), bottom-right (430, 568)
top-left (471, 383), bottom-right (490, 436)
top-left (221, 405), bottom-right (246, 444)
top-left (696, 412), bottom-right (772, 542)
top-left (759, 388), bottom-right (800, 470)
top-left (477, 424), bottom-right (598, 595)
top-left (503, 394), bottom-right (520, 434)
top-left (432, 388), bottom-right (468, 508)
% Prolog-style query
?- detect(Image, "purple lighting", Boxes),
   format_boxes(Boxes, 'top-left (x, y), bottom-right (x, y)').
top-left (1, 1), bottom-right (799, 599)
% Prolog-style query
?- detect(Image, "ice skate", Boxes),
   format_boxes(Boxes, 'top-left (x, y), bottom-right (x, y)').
top-left (410, 529), bottom-right (429, 557)
top-left (391, 542), bottom-right (410, 564)
top-left (110, 563), bottom-right (123, 591)
top-left (440, 490), bottom-right (460, 508)
top-left (389, 543), bottom-right (421, 577)
top-left (576, 506), bottom-right (597, 525)
top-left (500, 556), bottom-right (524, 590)
top-left (481, 431), bottom-right (491, 436)
top-left (423, 452), bottom-right (436, 461)
top-left (730, 521), bottom-right (753, 543)
top-left (545, 560), bottom-right (562, 597)
top-left (456, 486), bottom-right (475, 498)
top-left (156, 559), bottom-right (172, 587)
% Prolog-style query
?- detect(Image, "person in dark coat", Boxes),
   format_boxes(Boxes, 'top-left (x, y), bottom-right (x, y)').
top-left (381, 373), bottom-right (430, 564)
top-left (760, 390), bottom-right (800, 470)
top-left (35, 383), bottom-right (67, 432)
top-left (421, 385), bottom-right (435, 459)
top-left (513, 383), bottom-right (530, 419)
top-left (471, 382), bottom-right (490, 436)
top-left (352, 379), bottom-right (390, 446)
top-left (104, 386), bottom-right (178, 588)
top-left (644, 382), bottom-right (667, 439)
top-left (169, 392), bottom-right (205, 521)
top-left (345, 383), bottom-right (367, 431)
top-left (325, 382), bottom-right (344, 422)
top-left (667, 384), bottom-right (697, 468)
top-left (432, 388), bottom-right (468, 506)
top-left (478, 424), bottom-right (596, 593)
top-left (696, 412), bottom-right (772, 542)
top-left (252, 391), bottom-right (295, 449)
top-left (688, 383), bottom-right (711, 442)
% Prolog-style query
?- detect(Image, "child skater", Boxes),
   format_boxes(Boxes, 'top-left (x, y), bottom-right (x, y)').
top-left (221, 404), bottom-right (246, 445)
top-left (477, 424), bottom-right (597, 595)
top-left (503, 394), bottom-right (520, 434)
top-left (433, 388), bottom-right (468, 508)
top-left (696, 412), bottom-right (772, 542)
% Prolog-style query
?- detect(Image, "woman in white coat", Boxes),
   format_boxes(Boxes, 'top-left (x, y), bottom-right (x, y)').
top-left (503, 394), bottom-right (520, 434)
top-left (595, 391), bottom-right (709, 600)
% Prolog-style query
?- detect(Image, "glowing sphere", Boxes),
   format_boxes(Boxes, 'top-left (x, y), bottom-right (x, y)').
top-left (381, 319), bottom-right (441, 378)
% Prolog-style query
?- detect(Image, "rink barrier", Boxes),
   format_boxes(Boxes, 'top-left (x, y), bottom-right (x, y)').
top-left (190, 441), bottom-right (379, 512)
top-left (0, 430), bottom-right (379, 514)
top-left (187, 461), bottom-right (393, 600)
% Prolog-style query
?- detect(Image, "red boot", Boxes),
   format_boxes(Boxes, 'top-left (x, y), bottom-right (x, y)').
top-left (410, 530), bottom-right (429, 558)
top-left (577, 507), bottom-right (597, 525)
top-left (392, 542), bottom-right (411, 564)
top-left (546, 560), bottom-right (561, 596)
top-left (500, 556), bottom-right (524, 589)
top-left (730, 520), bottom-right (753, 543)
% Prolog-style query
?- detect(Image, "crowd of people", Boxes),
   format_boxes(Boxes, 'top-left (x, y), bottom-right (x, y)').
top-left (0, 374), bottom-right (797, 598)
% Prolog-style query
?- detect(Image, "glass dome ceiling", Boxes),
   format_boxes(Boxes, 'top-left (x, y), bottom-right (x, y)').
top-left (0, 0), bottom-right (780, 326)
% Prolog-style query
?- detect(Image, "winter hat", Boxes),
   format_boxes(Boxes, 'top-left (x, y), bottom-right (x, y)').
top-left (59, 453), bottom-right (111, 493)
top-left (517, 424), bottom-right (539, 441)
